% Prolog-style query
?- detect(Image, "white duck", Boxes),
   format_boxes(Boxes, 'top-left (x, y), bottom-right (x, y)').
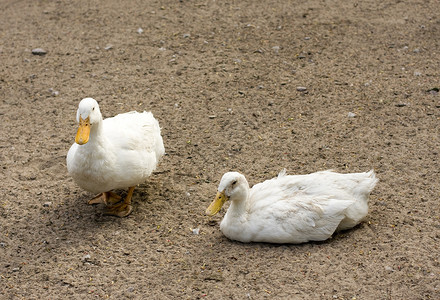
top-left (67, 98), bottom-right (165, 217)
top-left (206, 169), bottom-right (378, 243)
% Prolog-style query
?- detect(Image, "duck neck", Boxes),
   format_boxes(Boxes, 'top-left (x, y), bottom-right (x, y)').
top-left (88, 119), bottom-right (105, 145)
top-left (228, 185), bottom-right (250, 217)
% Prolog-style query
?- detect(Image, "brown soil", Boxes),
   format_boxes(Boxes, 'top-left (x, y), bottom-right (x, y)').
top-left (1, 0), bottom-right (439, 299)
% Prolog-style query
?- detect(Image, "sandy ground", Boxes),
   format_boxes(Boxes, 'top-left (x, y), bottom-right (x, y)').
top-left (1, 0), bottom-right (439, 299)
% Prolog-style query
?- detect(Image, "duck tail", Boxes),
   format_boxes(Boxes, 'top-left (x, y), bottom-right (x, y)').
top-left (277, 168), bottom-right (287, 178)
top-left (367, 169), bottom-right (379, 191)
top-left (355, 169), bottom-right (378, 196)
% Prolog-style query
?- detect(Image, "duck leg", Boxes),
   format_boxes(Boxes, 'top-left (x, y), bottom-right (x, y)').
top-left (103, 186), bottom-right (135, 217)
top-left (88, 191), bottom-right (122, 205)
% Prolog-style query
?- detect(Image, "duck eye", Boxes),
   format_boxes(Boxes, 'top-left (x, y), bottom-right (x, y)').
top-left (231, 180), bottom-right (237, 186)
top-left (92, 107), bottom-right (95, 111)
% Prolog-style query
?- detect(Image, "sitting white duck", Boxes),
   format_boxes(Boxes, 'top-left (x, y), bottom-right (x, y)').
top-left (206, 169), bottom-right (378, 243)
top-left (67, 98), bottom-right (165, 217)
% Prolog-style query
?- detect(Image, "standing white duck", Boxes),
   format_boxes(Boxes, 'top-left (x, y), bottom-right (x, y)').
top-left (206, 169), bottom-right (378, 243)
top-left (67, 98), bottom-right (165, 217)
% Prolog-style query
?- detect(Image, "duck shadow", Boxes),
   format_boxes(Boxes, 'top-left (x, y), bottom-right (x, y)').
top-left (212, 222), bottom-right (367, 249)
top-left (43, 179), bottom-right (167, 246)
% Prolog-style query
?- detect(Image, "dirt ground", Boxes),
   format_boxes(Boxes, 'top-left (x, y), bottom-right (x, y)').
top-left (1, 0), bottom-right (439, 299)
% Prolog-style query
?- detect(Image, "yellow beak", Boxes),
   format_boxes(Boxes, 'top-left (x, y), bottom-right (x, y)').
top-left (205, 191), bottom-right (228, 216)
top-left (75, 116), bottom-right (90, 145)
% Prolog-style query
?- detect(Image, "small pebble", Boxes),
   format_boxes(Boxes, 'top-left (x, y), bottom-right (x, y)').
top-left (192, 228), bottom-right (200, 235)
top-left (82, 254), bottom-right (91, 261)
top-left (183, 33), bottom-right (190, 38)
top-left (48, 88), bottom-right (59, 97)
top-left (158, 47), bottom-right (166, 51)
top-left (385, 266), bottom-right (394, 272)
top-left (414, 71), bottom-right (422, 76)
top-left (413, 48), bottom-right (420, 53)
top-left (43, 202), bottom-right (52, 207)
top-left (347, 112), bottom-right (356, 118)
top-left (32, 48), bottom-right (47, 55)
top-left (272, 46), bottom-right (280, 53)
top-left (12, 267), bottom-right (20, 272)
top-left (427, 88), bottom-right (439, 95)
top-left (104, 44), bottom-right (113, 50)
top-left (208, 115), bottom-right (216, 119)
top-left (377, 201), bottom-right (387, 207)
top-left (137, 28), bottom-right (143, 34)
top-left (296, 86), bottom-right (307, 92)
top-left (304, 36), bottom-right (311, 40)
top-left (0, 242), bottom-right (6, 247)
top-left (127, 287), bottom-right (135, 293)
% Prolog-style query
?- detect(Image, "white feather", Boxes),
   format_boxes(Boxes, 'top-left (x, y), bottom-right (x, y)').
top-left (66, 98), bottom-right (165, 194)
top-left (214, 170), bottom-right (378, 244)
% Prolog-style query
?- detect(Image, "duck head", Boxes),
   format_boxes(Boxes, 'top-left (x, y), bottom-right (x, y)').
top-left (75, 98), bottom-right (102, 145)
top-left (206, 172), bottom-right (249, 216)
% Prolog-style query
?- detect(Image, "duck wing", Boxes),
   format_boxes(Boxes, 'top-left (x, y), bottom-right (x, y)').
top-left (246, 174), bottom-right (357, 243)
top-left (104, 111), bottom-right (163, 152)
top-left (103, 111), bottom-right (165, 177)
